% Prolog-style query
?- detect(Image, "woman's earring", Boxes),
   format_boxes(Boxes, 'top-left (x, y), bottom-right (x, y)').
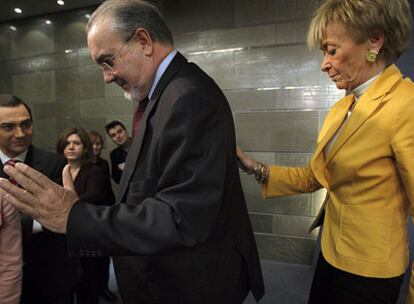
top-left (366, 50), bottom-right (378, 62)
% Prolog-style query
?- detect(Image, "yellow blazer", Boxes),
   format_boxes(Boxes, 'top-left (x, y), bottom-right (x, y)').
top-left (263, 64), bottom-right (414, 279)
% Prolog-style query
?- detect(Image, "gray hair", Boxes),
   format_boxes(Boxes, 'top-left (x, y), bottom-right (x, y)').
top-left (87, 0), bottom-right (173, 45)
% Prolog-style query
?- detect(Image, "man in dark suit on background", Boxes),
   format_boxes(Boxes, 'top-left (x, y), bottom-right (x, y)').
top-left (0, 94), bottom-right (79, 304)
top-left (105, 120), bottom-right (131, 184)
top-left (0, 1), bottom-right (264, 303)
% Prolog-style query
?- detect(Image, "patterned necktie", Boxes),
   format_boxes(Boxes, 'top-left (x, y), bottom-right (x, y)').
top-left (132, 97), bottom-right (149, 137)
top-left (4, 159), bottom-right (20, 185)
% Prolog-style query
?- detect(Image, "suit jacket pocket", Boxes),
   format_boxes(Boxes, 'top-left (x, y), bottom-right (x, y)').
top-left (336, 205), bottom-right (392, 263)
top-left (126, 178), bottom-right (157, 204)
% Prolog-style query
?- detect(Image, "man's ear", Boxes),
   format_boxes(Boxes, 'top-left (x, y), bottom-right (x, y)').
top-left (133, 27), bottom-right (153, 56)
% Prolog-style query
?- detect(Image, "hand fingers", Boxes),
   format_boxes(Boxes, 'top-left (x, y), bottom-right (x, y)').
top-left (0, 178), bottom-right (40, 218)
top-left (62, 165), bottom-right (75, 191)
top-left (4, 162), bottom-right (48, 194)
top-left (15, 162), bottom-right (51, 188)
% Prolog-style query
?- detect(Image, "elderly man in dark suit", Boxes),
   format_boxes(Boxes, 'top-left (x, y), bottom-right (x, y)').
top-left (0, 1), bottom-right (265, 304)
top-left (0, 94), bottom-right (79, 304)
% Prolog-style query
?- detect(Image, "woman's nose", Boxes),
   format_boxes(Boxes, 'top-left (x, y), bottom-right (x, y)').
top-left (320, 56), bottom-right (330, 72)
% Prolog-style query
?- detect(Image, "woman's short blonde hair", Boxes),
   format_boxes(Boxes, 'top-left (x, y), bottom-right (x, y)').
top-left (307, 0), bottom-right (413, 62)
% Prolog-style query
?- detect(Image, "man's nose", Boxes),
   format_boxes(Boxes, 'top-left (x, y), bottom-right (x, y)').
top-left (14, 127), bottom-right (26, 138)
top-left (103, 70), bottom-right (116, 84)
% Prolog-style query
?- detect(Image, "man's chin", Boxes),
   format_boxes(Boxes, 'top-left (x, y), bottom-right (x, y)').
top-left (123, 91), bottom-right (133, 101)
top-left (123, 88), bottom-right (143, 103)
top-left (10, 145), bottom-right (29, 155)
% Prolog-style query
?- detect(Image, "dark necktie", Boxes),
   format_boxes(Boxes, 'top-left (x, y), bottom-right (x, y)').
top-left (132, 97), bottom-right (149, 137)
top-left (4, 159), bottom-right (20, 185)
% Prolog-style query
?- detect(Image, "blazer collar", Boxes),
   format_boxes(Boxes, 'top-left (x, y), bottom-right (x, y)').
top-left (117, 52), bottom-right (188, 202)
top-left (325, 64), bottom-right (402, 163)
top-left (311, 64), bottom-right (403, 186)
top-left (311, 94), bottom-right (354, 188)
top-left (363, 64), bottom-right (403, 101)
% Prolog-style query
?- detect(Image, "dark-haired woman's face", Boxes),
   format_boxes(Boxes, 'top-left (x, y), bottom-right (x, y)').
top-left (64, 134), bottom-right (84, 162)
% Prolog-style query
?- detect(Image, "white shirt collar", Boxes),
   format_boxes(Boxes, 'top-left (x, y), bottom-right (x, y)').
top-left (350, 72), bottom-right (382, 100)
top-left (0, 149), bottom-right (28, 165)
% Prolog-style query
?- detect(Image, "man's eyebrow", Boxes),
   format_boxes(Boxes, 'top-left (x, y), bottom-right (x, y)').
top-left (0, 118), bottom-right (32, 125)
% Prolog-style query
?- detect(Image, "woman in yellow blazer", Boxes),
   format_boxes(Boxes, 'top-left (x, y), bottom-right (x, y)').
top-left (237, 0), bottom-right (414, 303)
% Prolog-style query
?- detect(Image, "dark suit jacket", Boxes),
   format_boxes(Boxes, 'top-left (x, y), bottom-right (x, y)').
top-left (109, 145), bottom-right (128, 184)
top-left (74, 164), bottom-right (113, 295)
top-left (0, 145), bottom-right (80, 304)
top-left (67, 52), bottom-right (264, 303)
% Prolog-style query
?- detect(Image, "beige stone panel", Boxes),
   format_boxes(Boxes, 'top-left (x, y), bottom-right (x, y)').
top-left (226, 86), bottom-right (331, 111)
top-left (80, 97), bottom-right (134, 118)
top-left (235, 111), bottom-right (319, 152)
top-left (32, 118), bottom-right (59, 150)
top-left (235, 0), bottom-right (318, 26)
top-left (11, 22), bottom-right (54, 59)
top-left (13, 71), bottom-right (55, 104)
top-left (164, 0), bottom-right (235, 34)
top-left (255, 233), bottom-right (316, 265)
top-left (273, 214), bottom-right (319, 239)
top-left (249, 213), bottom-right (273, 234)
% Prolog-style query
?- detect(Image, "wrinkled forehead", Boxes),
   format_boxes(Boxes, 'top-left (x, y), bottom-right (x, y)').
top-left (87, 18), bottom-right (122, 61)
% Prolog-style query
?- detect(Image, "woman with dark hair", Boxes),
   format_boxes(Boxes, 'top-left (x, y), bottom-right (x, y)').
top-left (57, 127), bottom-right (113, 304)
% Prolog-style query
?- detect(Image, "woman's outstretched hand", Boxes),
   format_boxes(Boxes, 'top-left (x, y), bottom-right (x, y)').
top-left (236, 146), bottom-right (256, 174)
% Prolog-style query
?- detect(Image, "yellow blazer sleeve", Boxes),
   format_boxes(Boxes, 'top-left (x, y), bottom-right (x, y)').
top-left (388, 82), bottom-right (414, 304)
top-left (262, 164), bottom-right (323, 198)
top-left (392, 94), bottom-right (414, 221)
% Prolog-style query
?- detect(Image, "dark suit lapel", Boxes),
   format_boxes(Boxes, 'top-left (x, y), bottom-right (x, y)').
top-left (0, 161), bottom-right (5, 178)
top-left (117, 52), bottom-right (188, 203)
top-left (24, 145), bottom-right (34, 166)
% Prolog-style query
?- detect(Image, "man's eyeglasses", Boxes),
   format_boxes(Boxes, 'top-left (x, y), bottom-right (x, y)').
top-left (100, 32), bottom-right (135, 73)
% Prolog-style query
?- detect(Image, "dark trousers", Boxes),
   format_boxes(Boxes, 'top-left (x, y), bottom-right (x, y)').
top-left (20, 234), bottom-right (80, 304)
top-left (308, 254), bottom-right (403, 304)
top-left (75, 257), bottom-right (108, 304)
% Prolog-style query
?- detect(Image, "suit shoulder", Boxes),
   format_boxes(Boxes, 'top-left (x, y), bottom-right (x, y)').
top-left (167, 62), bottom-right (226, 105)
top-left (31, 146), bottom-right (65, 164)
top-left (175, 62), bottom-right (215, 88)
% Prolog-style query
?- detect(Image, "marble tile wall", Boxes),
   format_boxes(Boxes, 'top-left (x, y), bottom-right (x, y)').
top-left (0, 0), bottom-right (345, 264)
